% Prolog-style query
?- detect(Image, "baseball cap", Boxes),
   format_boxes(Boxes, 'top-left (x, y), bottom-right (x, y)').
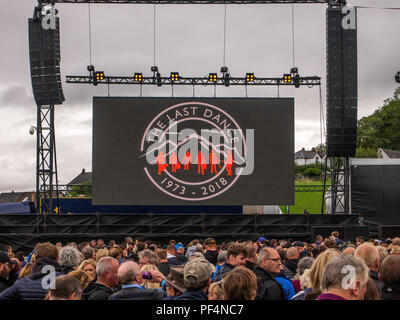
top-left (165, 267), bottom-right (185, 293)
top-left (204, 238), bottom-right (217, 246)
top-left (183, 258), bottom-right (213, 287)
top-left (258, 237), bottom-right (266, 242)
top-left (175, 243), bottom-right (185, 250)
top-left (0, 251), bottom-right (17, 265)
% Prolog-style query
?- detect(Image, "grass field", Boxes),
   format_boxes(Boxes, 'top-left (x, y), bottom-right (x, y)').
top-left (279, 180), bottom-right (330, 214)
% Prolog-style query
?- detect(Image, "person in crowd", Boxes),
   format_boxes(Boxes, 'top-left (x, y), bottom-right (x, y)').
top-left (379, 254), bottom-right (400, 300)
top-left (222, 266), bottom-right (257, 300)
top-left (96, 239), bottom-right (105, 250)
top-left (0, 242), bottom-right (63, 300)
top-left (283, 247), bottom-right (300, 280)
top-left (79, 259), bottom-right (97, 281)
top-left (364, 277), bottom-right (381, 300)
top-left (83, 256), bottom-right (119, 300)
top-left (59, 246), bottom-right (82, 274)
top-left (293, 241), bottom-right (305, 255)
top-left (203, 238), bottom-right (219, 265)
top-left (315, 235), bottom-right (323, 247)
top-left (15, 252), bottom-right (25, 267)
top-left (208, 281), bottom-right (224, 300)
top-left (141, 264), bottom-right (161, 289)
top-left (189, 252), bottom-right (205, 261)
top-left (175, 258), bottom-right (214, 300)
top-left (342, 245), bottom-right (355, 255)
top-left (185, 240), bottom-right (200, 258)
top-left (96, 248), bottom-right (109, 263)
top-left (317, 255), bottom-right (369, 300)
top-left (244, 245), bottom-right (256, 271)
top-left (213, 244), bottom-right (247, 282)
top-left (376, 246), bottom-right (389, 264)
top-left (138, 249), bottom-right (158, 268)
top-left (155, 249), bottom-right (171, 277)
top-left (211, 250), bottom-right (227, 281)
top-left (69, 269), bottom-right (94, 290)
top-left (354, 242), bottom-right (382, 291)
top-left (90, 240), bottom-right (97, 248)
top-left (356, 236), bottom-right (365, 247)
top-left (18, 262), bottom-right (34, 280)
top-left (166, 245), bottom-right (181, 266)
top-left (164, 267), bottom-right (185, 300)
top-left (82, 246), bottom-right (96, 261)
top-left (390, 245), bottom-right (400, 255)
top-left (175, 244), bottom-right (187, 263)
top-left (291, 256), bottom-right (314, 293)
top-left (272, 260), bottom-right (296, 299)
top-left (252, 247), bottom-right (285, 300)
top-left (0, 251), bottom-right (17, 293)
top-left (45, 275), bottom-right (83, 300)
top-left (331, 231), bottom-right (344, 246)
top-left (109, 261), bottom-right (166, 300)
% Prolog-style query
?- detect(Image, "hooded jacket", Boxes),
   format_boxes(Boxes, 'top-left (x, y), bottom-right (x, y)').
top-left (212, 263), bottom-right (235, 282)
top-left (283, 259), bottom-right (298, 280)
top-left (82, 281), bottom-right (116, 300)
top-left (273, 269), bottom-right (296, 300)
top-left (0, 258), bottom-right (63, 300)
top-left (204, 250), bottom-right (219, 266)
top-left (253, 266), bottom-right (285, 300)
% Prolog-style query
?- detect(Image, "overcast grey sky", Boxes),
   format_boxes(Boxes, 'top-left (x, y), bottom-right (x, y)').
top-left (0, 0), bottom-right (399, 193)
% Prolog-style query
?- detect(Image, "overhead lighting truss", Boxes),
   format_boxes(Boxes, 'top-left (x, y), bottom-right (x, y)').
top-left (66, 74), bottom-right (321, 86)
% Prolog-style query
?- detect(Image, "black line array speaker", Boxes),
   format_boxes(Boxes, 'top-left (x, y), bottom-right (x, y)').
top-left (29, 17), bottom-right (65, 106)
top-left (326, 7), bottom-right (357, 157)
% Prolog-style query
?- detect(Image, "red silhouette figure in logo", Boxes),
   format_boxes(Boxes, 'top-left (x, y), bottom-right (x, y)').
top-left (183, 151), bottom-right (191, 170)
top-left (209, 150), bottom-right (218, 174)
top-left (197, 151), bottom-right (207, 175)
top-left (226, 150), bottom-right (233, 176)
top-left (170, 152), bottom-right (181, 173)
top-left (156, 151), bottom-right (168, 175)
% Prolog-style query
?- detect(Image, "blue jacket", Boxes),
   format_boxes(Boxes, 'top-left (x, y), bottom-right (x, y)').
top-left (0, 258), bottom-right (63, 300)
top-left (213, 263), bottom-right (235, 282)
top-left (274, 273), bottom-right (295, 300)
top-left (174, 289), bottom-right (208, 300)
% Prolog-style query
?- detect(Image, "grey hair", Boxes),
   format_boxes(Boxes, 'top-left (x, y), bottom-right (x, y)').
top-left (118, 261), bottom-right (139, 285)
top-left (82, 246), bottom-right (94, 260)
top-left (256, 248), bottom-right (272, 265)
top-left (296, 257), bottom-right (315, 276)
top-left (58, 246), bottom-right (82, 268)
top-left (320, 254), bottom-right (369, 292)
top-left (96, 256), bottom-right (118, 279)
top-left (138, 250), bottom-right (158, 265)
top-left (189, 252), bottom-right (205, 261)
top-left (48, 275), bottom-right (83, 300)
top-left (217, 250), bottom-right (228, 264)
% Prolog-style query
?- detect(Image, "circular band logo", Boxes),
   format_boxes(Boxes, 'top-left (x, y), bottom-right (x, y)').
top-left (140, 101), bottom-right (247, 201)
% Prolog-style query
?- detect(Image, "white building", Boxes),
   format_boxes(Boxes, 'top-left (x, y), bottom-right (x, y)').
top-left (295, 148), bottom-right (325, 166)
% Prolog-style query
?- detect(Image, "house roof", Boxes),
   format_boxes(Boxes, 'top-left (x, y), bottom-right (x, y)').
top-left (0, 192), bottom-right (35, 203)
top-left (295, 150), bottom-right (320, 160)
top-left (67, 169), bottom-right (92, 185)
top-left (379, 148), bottom-right (400, 159)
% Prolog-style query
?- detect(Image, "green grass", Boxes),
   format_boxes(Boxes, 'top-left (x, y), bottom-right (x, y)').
top-left (280, 180), bottom-right (330, 214)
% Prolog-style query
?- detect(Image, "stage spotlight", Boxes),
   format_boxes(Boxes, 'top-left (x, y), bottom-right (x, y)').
top-left (170, 72), bottom-right (179, 82)
top-left (290, 67), bottom-right (298, 75)
top-left (151, 66), bottom-right (158, 72)
top-left (156, 72), bottom-right (162, 87)
top-left (283, 74), bottom-right (292, 83)
top-left (223, 72), bottom-right (230, 87)
top-left (395, 71), bottom-right (400, 84)
top-left (220, 66), bottom-right (228, 73)
top-left (95, 71), bottom-right (104, 81)
top-left (246, 73), bottom-right (254, 83)
top-left (293, 74), bottom-right (300, 88)
top-left (208, 73), bottom-right (218, 83)
top-left (134, 73), bottom-right (143, 82)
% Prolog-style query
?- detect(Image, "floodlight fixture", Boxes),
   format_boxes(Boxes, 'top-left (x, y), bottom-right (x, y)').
top-left (170, 72), bottom-right (179, 82)
top-left (223, 72), bottom-right (230, 87)
top-left (220, 66), bottom-right (228, 73)
top-left (134, 73), bottom-right (143, 82)
top-left (95, 71), bottom-right (104, 81)
top-left (283, 74), bottom-right (292, 83)
top-left (290, 67), bottom-right (298, 75)
top-left (156, 72), bottom-right (162, 87)
top-left (208, 73), bottom-right (218, 83)
top-left (246, 73), bottom-right (255, 83)
top-left (151, 66), bottom-right (158, 72)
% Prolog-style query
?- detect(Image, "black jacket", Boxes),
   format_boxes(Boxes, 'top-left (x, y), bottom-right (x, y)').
top-left (167, 256), bottom-right (181, 266)
top-left (109, 286), bottom-right (166, 300)
top-left (0, 278), bottom-right (9, 293)
top-left (253, 266), bottom-right (285, 300)
top-left (157, 262), bottom-right (171, 277)
top-left (174, 289), bottom-right (208, 300)
top-left (204, 250), bottom-right (219, 265)
top-left (370, 270), bottom-right (382, 291)
top-left (244, 260), bottom-right (256, 271)
top-left (381, 283), bottom-right (400, 300)
top-left (83, 281), bottom-right (116, 300)
top-left (0, 258), bottom-right (63, 300)
top-left (283, 259), bottom-right (298, 280)
top-left (213, 263), bottom-right (235, 282)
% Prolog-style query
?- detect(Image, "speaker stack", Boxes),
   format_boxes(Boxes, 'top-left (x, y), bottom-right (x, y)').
top-left (29, 15), bottom-right (65, 106)
top-left (326, 7), bottom-right (357, 157)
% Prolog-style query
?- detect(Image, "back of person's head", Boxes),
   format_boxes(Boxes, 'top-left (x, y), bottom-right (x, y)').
top-left (390, 245), bottom-right (400, 255)
top-left (81, 246), bottom-right (94, 260)
top-left (364, 277), bottom-right (381, 300)
top-left (139, 249), bottom-right (158, 265)
top-left (217, 250), bottom-right (228, 265)
top-left (118, 261), bottom-right (140, 285)
top-left (222, 266), bottom-right (257, 300)
top-left (392, 237), bottom-right (400, 246)
top-left (68, 269), bottom-right (94, 289)
top-left (96, 256), bottom-right (117, 280)
top-left (354, 242), bottom-right (380, 271)
top-left (286, 246), bottom-right (300, 259)
top-left (204, 238), bottom-right (217, 250)
top-left (376, 246), bottom-right (389, 264)
top-left (296, 256), bottom-right (315, 277)
top-left (156, 249), bottom-right (167, 261)
top-left (59, 246), bottom-right (82, 268)
top-left (35, 242), bottom-right (58, 261)
top-left (46, 275), bottom-right (82, 300)
top-left (208, 282), bottom-right (224, 300)
top-left (245, 246), bottom-right (256, 261)
top-left (309, 248), bottom-right (340, 290)
top-left (380, 254), bottom-right (400, 285)
top-left (227, 243), bottom-right (247, 259)
top-left (136, 242), bottom-right (146, 252)
top-left (96, 248), bottom-right (109, 263)
top-left (320, 255), bottom-right (369, 298)
top-left (331, 231), bottom-right (340, 238)
top-left (183, 258), bottom-right (213, 290)
top-left (109, 247), bottom-right (121, 259)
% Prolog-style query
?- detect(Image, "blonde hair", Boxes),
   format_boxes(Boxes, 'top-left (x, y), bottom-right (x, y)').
top-left (390, 245), bottom-right (400, 255)
top-left (68, 269), bottom-right (94, 290)
top-left (96, 248), bottom-right (109, 263)
top-left (19, 262), bottom-right (34, 279)
top-left (141, 264), bottom-right (160, 289)
top-left (79, 259), bottom-right (97, 271)
top-left (309, 249), bottom-right (340, 290)
top-left (208, 282), bottom-right (224, 300)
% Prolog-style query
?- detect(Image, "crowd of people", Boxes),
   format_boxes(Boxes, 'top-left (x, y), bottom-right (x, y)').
top-left (0, 232), bottom-right (399, 300)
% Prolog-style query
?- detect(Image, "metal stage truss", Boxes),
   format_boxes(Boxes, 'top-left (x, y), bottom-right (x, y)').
top-left (38, 1), bottom-right (337, 5)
